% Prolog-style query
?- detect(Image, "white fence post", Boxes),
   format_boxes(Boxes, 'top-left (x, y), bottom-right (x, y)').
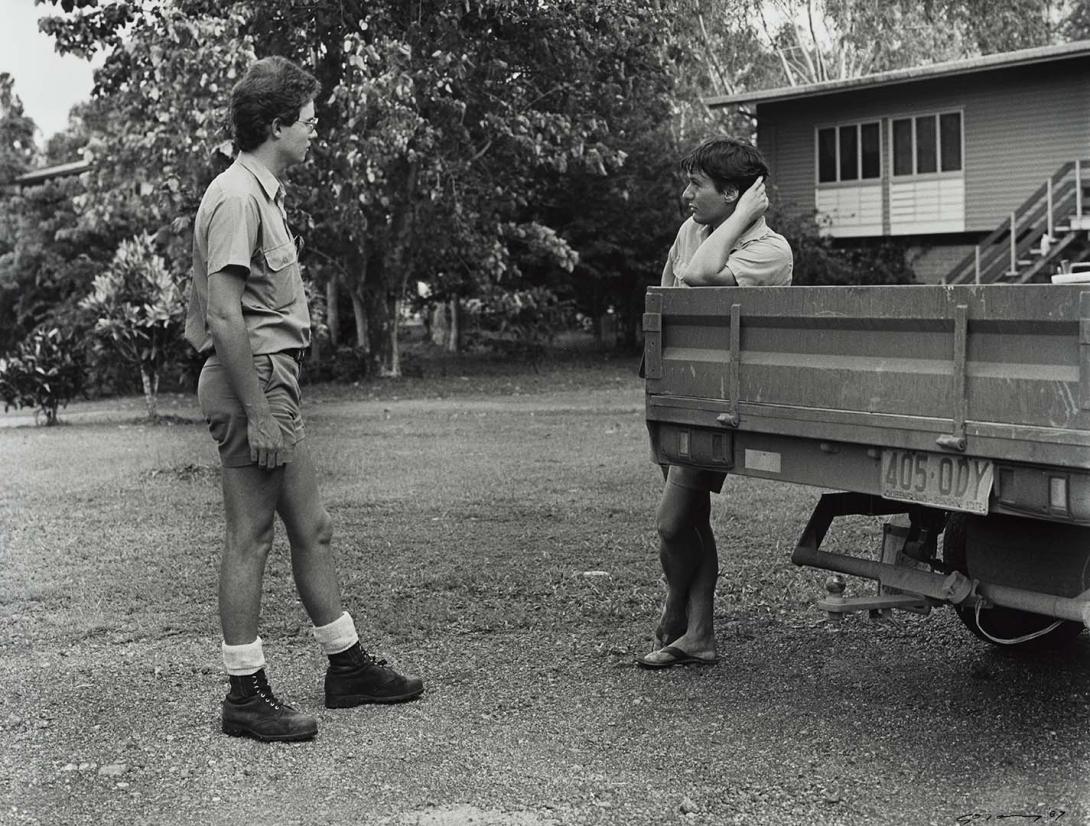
top-left (1047, 176), bottom-right (1054, 240)
top-left (1010, 211), bottom-right (1017, 276)
top-left (1078, 160), bottom-right (1084, 220)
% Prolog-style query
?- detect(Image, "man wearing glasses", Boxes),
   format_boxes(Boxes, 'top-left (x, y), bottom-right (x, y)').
top-left (185, 56), bottom-right (423, 742)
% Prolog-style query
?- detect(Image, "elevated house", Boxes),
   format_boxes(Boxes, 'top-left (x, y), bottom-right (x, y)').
top-left (704, 41), bottom-right (1090, 284)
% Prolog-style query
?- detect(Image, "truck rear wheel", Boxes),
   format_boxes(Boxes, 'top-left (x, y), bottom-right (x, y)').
top-left (942, 514), bottom-right (1087, 650)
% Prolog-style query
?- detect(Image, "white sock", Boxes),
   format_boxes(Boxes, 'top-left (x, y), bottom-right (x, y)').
top-left (222, 636), bottom-right (266, 676)
top-left (312, 611), bottom-right (359, 656)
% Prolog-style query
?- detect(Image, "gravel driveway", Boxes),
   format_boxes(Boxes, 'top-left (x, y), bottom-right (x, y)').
top-left (5, 614), bottom-right (1087, 825)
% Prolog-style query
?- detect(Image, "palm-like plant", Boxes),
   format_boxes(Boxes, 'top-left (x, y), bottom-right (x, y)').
top-left (80, 235), bottom-right (185, 419)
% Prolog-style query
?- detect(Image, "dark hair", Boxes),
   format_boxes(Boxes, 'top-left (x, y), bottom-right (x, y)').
top-left (681, 137), bottom-right (769, 194)
top-left (230, 56), bottom-right (320, 152)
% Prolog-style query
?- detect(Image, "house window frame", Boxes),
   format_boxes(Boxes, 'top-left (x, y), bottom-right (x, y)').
top-left (814, 119), bottom-right (882, 186)
top-left (889, 108), bottom-right (965, 179)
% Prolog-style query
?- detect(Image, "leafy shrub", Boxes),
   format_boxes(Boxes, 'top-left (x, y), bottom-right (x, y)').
top-left (0, 327), bottom-right (85, 425)
top-left (328, 346), bottom-right (370, 383)
top-left (463, 286), bottom-right (576, 365)
top-left (79, 235), bottom-right (186, 418)
top-left (769, 204), bottom-right (917, 286)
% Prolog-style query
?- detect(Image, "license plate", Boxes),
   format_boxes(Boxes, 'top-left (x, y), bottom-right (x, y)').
top-left (880, 450), bottom-right (993, 514)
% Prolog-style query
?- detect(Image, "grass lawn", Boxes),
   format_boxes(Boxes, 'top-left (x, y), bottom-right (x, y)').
top-left (3, 357), bottom-right (1086, 825)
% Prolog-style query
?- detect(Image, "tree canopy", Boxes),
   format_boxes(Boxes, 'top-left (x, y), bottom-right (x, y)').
top-left (0, 74), bottom-right (37, 185)
top-left (31, 0), bottom-right (698, 371)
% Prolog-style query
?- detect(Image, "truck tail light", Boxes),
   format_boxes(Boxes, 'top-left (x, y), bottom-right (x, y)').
top-left (1049, 476), bottom-right (1069, 513)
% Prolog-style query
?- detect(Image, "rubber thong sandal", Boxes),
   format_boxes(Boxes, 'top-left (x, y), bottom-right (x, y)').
top-left (636, 645), bottom-right (718, 670)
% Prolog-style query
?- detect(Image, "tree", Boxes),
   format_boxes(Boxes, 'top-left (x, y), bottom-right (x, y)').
top-left (0, 100), bottom-right (121, 355)
top-left (79, 234), bottom-right (186, 418)
top-left (0, 73), bottom-right (38, 185)
top-left (292, 1), bottom-right (661, 372)
top-left (749, 0), bottom-right (972, 85)
top-left (0, 88), bottom-right (115, 355)
top-left (0, 73), bottom-right (42, 350)
top-left (745, 0), bottom-right (1090, 88)
top-left (0, 326), bottom-right (85, 425)
top-left (1063, 0), bottom-right (1090, 39)
top-left (39, 0), bottom-right (684, 374)
top-left (43, 102), bottom-right (91, 165)
top-left (0, 173), bottom-right (115, 353)
top-left (927, 0), bottom-right (1071, 54)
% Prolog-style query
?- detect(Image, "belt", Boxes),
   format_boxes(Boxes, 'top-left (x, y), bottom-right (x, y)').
top-left (280, 347), bottom-right (308, 363)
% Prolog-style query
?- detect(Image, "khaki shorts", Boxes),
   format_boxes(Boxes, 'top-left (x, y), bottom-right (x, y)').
top-left (666, 464), bottom-right (726, 494)
top-left (197, 351), bottom-right (305, 467)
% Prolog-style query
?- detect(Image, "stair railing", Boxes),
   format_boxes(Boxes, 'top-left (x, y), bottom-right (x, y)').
top-left (945, 159), bottom-right (1088, 285)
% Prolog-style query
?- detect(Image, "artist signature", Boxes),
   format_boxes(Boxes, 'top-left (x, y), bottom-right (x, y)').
top-left (956, 811), bottom-right (1065, 824)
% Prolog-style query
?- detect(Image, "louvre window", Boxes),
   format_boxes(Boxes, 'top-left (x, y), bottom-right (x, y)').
top-left (940, 113), bottom-right (962, 172)
top-left (916, 116), bottom-right (937, 174)
top-left (893, 119), bottom-right (913, 175)
top-left (892, 111), bottom-right (962, 176)
top-left (861, 123), bottom-right (880, 178)
top-left (816, 121), bottom-right (881, 183)
top-left (818, 127), bottom-right (837, 183)
top-left (839, 125), bottom-right (858, 180)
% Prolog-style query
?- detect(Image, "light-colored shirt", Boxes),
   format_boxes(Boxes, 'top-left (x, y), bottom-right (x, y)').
top-left (662, 215), bottom-right (793, 287)
top-left (185, 153), bottom-right (310, 355)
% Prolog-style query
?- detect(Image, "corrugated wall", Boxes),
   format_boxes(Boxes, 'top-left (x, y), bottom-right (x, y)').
top-left (756, 58), bottom-right (1090, 234)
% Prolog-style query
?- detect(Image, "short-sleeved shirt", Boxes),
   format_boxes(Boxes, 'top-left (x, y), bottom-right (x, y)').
top-left (184, 153), bottom-right (310, 356)
top-left (662, 215), bottom-right (793, 287)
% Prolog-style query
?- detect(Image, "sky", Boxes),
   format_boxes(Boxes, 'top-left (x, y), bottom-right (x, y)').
top-left (0, 0), bottom-right (99, 145)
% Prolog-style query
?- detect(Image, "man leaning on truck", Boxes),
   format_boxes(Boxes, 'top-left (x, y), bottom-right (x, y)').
top-left (637, 136), bottom-right (793, 670)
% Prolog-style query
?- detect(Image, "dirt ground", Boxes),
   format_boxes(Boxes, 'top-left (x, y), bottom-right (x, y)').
top-left (2, 363), bottom-right (1088, 825)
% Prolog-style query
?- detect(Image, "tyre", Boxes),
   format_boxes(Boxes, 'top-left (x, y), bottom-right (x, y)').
top-left (942, 513), bottom-right (1086, 650)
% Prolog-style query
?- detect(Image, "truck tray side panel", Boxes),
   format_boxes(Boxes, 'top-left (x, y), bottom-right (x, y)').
top-left (644, 285), bottom-right (1090, 470)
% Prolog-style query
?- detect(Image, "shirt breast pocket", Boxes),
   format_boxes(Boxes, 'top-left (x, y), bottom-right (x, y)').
top-left (251, 240), bottom-right (299, 310)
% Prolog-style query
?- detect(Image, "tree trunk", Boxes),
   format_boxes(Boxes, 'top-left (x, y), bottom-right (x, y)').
top-left (140, 365), bottom-right (159, 419)
top-left (362, 246), bottom-right (390, 375)
top-left (384, 298), bottom-right (401, 377)
top-left (350, 289), bottom-right (368, 351)
top-left (447, 297), bottom-right (461, 353)
top-left (430, 302), bottom-right (448, 346)
top-left (591, 280), bottom-right (605, 345)
top-left (342, 250), bottom-right (369, 353)
top-left (326, 274), bottom-right (340, 347)
top-left (379, 157), bottom-right (420, 377)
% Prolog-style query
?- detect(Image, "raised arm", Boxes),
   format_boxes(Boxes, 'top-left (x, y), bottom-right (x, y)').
top-left (676, 177), bottom-right (768, 286)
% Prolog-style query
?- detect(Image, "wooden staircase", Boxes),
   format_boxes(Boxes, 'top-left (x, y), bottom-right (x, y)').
top-left (944, 159), bottom-right (1090, 285)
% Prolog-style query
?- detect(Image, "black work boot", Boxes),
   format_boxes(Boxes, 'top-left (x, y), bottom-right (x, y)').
top-left (221, 669), bottom-right (318, 742)
top-left (325, 643), bottom-right (424, 708)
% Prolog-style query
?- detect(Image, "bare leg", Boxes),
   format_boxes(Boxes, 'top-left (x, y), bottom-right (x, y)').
top-left (219, 465), bottom-right (283, 645)
top-left (275, 442), bottom-right (344, 627)
top-left (655, 482), bottom-right (713, 646)
top-left (667, 523), bottom-right (718, 659)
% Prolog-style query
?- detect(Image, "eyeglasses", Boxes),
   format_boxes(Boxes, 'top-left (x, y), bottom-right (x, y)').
top-left (294, 116), bottom-right (318, 132)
